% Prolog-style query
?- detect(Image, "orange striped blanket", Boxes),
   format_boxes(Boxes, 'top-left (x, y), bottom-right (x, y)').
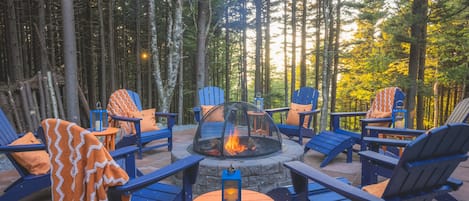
top-left (107, 89), bottom-right (140, 136)
top-left (42, 119), bottom-right (129, 201)
top-left (366, 87), bottom-right (398, 123)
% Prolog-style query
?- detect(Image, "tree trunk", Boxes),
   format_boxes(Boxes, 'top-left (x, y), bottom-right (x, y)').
top-left (38, 0), bottom-right (49, 74)
top-left (98, 0), bottom-right (107, 106)
top-left (254, 0), bottom-right (262, 96)
top-left (109, 0), bottom-right (116, 92)
top-left (407, 0), bottom-right (428, 129)
top-left (225, 5), bottom-right (231, 102)
top-left (241, 0), bottom-right (248, 102)
top-left (6, 0), bottom-right (23, 81)
top-left (416, 0), bottom-right (428, 129)
top-left (331, 0), bottom-right (340, 112)
top-left (283, 0), bottom-right (289, 105)
top-left (61, 0), bottom-right (80, 123)
top-left (151, 0), bottom-right (183, 112)
top-left (300, 0), bottom-right (307, 87)
top-left (136, 0), bottom-right (142, 96)
top-left (264, 0), bottom-right (271, 108)
top-left (291, 0), bottom-right (297, 97)
top-left (320, 0), bottom-right (332, 131)
top-left (433, 81), bottom-right (439, 126)
top-left (195, 0), bottom-right (211, 105)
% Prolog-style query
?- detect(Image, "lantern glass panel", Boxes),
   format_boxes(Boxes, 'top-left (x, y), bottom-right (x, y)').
top-left (90, 109), bottom-right (108, 131)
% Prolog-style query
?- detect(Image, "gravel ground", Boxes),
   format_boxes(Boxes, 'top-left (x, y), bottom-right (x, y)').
top-left (0, 124), bottom-right (198, 172)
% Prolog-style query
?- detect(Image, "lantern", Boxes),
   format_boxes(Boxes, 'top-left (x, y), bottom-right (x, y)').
top-left (254, 93), bottom-right (264, 112)
top-left (392, 100), bottom-right (407, 128)
top-left (90, 102), bottom-right (108, 131)
top-left (222, 165), bottom-right (241, 201)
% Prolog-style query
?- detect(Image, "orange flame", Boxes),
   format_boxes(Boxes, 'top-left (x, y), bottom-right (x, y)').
top-left (224, 128), bottom-right (247, 155)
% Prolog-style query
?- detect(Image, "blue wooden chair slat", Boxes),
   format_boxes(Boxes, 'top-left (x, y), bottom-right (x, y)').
top-left (193, 86), bottom-right (225, 122)
top-left (266, 87), bottom-right (320, 145)
top-left (268, 123), bottom-right (469, 201)
top-left (304, 87), bottom-right (405, 167)
top-left (108, 89), bottom-right (177, 159)
top-left (0, 108), bottom-right (51, 201)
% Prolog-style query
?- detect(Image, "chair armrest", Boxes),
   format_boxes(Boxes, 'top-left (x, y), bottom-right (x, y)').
top-left (0, 144), bottom-right (46, 152)
top-left (265, 107), bottom-right (290, 114)
top-left (365, 126), bottom-right (426, 138)
top-left (330, 111), bottom-right (367, 117)
top-left (363, 137), bottom-right (411, 147)
top-left (193, 107), bottom-right (202, 122)
top-left (155, 112), bottom-right (177, 118)
top-left (358, 150), bottom-right (399, 167)
top-left (360, 117), bottom-right (392, 124)
top-left (155, 112), bottom-right (177, 129)
top-left (115, 155), bottom-right (204, 193)
top-left (284, 161), bottom-right (383, 201)
top-left (110, 115), bottom-right (141, 123)
top-left (298, 109), bottom-right (320, 116)
top-left (110, 146), bottom-right (139, 159)
top-left (330, 112), bottom-right (367, 133)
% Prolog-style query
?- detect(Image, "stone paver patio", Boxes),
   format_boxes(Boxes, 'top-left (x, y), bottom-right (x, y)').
top-left (1, 125), bottom-right (468, 200)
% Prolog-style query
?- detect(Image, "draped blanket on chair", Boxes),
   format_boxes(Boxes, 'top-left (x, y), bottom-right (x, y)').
top-left (42, 119), bottom-right (129, 201)
top-left (107, 89), bottom-right (140, 136)
top-left (365, 87), bottom-right (397, 127)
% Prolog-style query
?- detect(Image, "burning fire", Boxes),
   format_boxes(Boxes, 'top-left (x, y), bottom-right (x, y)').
top-left (224, 128), bottom-right (247, 155)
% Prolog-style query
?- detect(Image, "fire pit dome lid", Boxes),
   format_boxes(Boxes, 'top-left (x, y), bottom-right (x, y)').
top-left (193, 101), bottom-right (282, 158)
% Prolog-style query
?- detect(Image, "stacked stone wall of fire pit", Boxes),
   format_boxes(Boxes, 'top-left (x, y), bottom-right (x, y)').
top-left (171, 140), bottom-right (303, 195)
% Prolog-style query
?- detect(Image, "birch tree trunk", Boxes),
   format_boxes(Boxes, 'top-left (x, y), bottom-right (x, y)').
top-left (61, 0), bottom-right (79, 123)
top-left (150, 0), bottom-right (183, 112)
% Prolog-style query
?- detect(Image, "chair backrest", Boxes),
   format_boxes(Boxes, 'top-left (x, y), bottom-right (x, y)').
top-left (127, 89), bottom-right (143, 111)
top-left (445, 98), bottom-right (469, 124)
top-left (199, 86), bottom-right (224, 106)
top-left (292, 87), bottom-right (319, 109)
top-left (366, 87), bottom-right (405, 118)
top-left (42, 118), bottom-right (129, 201)
top-left (382, 123), bottom-right (469, 198)
top-left (107, 89), bottom-right (141, 134)
top-left (0, 108), bottom-right (19, 145)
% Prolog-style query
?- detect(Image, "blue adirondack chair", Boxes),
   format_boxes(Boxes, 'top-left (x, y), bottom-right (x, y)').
top-left (41, 118), bottom-right (203, 201)
top-left (265, 87), bottom-right (320, 145)
top-left (108, 89), bottom-right (177, 159)
top-left (193, 86), bottom-right (225, 122)
top-left (267, 123), bottom-right (469, 201)
top-left (304, 87), bottom-right (405, 167)
top-left (362, 97), bottom-right (469, 184)
top-left (0, 108), bottom-right (50, 201)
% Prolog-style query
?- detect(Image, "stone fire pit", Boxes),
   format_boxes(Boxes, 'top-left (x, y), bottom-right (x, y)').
top-left (172, 102), bottom-right (303, 194)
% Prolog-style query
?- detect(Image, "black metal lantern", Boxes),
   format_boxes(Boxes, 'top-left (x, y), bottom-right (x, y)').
top-left (221, 165), bottom-right (241, 201)
top-left (90, 102), bottom-right (108, 131)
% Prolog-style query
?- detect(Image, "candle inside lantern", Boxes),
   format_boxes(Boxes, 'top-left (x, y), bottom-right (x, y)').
top-left (95, 120), bottom-right (101, 131)
top-left (223, 187), bottom-right (238, 201)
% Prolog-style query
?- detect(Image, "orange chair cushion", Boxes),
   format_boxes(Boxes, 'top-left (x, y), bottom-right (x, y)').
top-left (131, 108), bottom-right (160, 133)
top-left (286, 103), bottom-right (313, 128)
top-left (9, 132), bottom-right (50, 175)
top-left (362, 179), bottom-right (389, 198)
top-left (201, 105), bottom-right (224, 122)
